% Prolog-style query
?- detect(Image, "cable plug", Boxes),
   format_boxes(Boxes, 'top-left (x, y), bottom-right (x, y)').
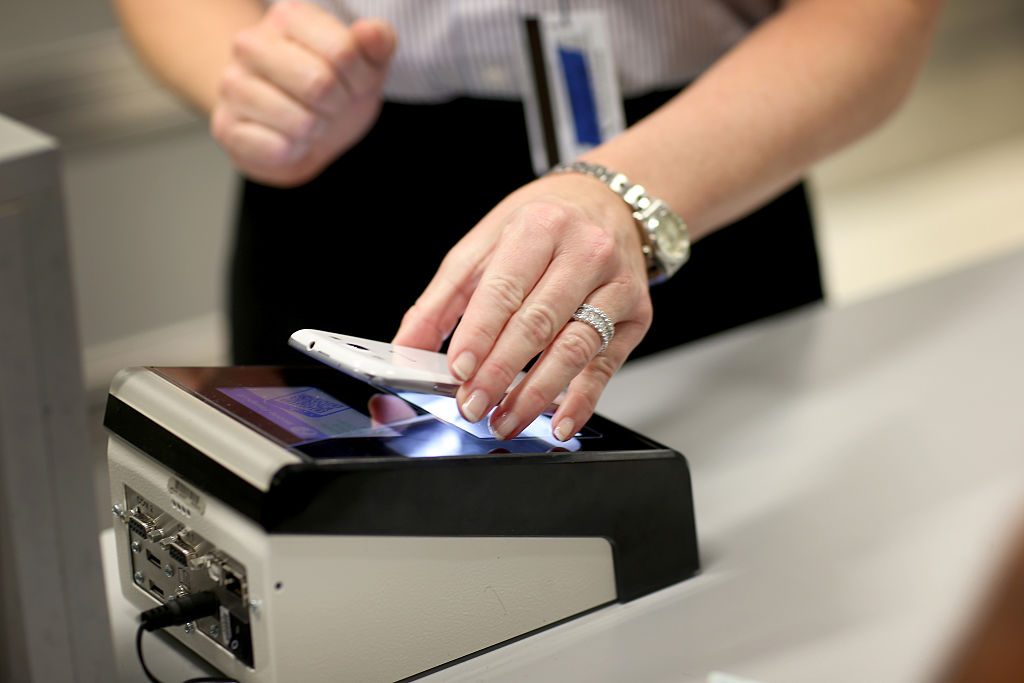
top-left (140, 591), bottom-right (219, 631)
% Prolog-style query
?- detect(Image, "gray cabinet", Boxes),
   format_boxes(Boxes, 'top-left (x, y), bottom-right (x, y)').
top-left (0, 115), bottom-right (113, 683)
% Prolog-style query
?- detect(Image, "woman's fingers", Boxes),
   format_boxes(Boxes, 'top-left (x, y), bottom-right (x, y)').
top-left (219, 64), bottom-right (324, 141)
top-left (489, 284), bottom-right (648, 440)
top-left (214, 2), bottom-right (397, 186)
top-left (211, 106), bottom-right (304, 168)
top-left (232, 25), bottom-right (350, 116)
top-left (351, 19), bottom-right (399, 67)
top-left (268, 2), bottom-right (395, 98)
top-left (550, 318), bottom-right (648, 440)
top-left (368, 394), bottom-right (417, 427)
top-left (445, 215), bottom-right (556, 377)
top-left (450, 207), bottom-right (616, 423)
top-left (396, 183), bottom-right (652, 439)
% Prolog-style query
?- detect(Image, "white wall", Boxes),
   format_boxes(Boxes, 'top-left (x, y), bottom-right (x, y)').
top-left (0, 5), bottom-right (237, 395)
top-left (0, 0), bottom-right (114, 53)
top-left (810, 0), bottom-right (1024, 304)
top-left (66, 126), bottom-right (235, 392)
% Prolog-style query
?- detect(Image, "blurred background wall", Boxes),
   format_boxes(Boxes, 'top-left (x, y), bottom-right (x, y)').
top-left (1, 0), bottom-right (236, 392)
top-left (813, 1), bottom-right (1024, 305)
top-left (0, 0), bottom-right (1022, 524)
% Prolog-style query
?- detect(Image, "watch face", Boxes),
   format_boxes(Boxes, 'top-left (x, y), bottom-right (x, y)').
top-left (653, 210), bottom-right (690, 263)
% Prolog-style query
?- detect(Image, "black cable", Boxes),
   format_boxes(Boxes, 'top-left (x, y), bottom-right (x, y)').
top-left (136, 591), bottom-right (239, 683)
top-left (136, 624), bottom-right (237, 683)
top-left (136, 624), bottom-right (163, 683)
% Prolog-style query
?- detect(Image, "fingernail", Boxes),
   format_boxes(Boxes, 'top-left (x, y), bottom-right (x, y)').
top-left (461, 390), bottom-right (489, 423)
top-left (490, 411), bottom-right (520, 441)
top-left (553, 418), bottom-right (575, 442)
top-left (451, 351), bottom-right (477, 381)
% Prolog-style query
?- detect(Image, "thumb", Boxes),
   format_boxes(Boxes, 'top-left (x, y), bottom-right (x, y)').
top-left (352, 19), bottom-right (397, 67)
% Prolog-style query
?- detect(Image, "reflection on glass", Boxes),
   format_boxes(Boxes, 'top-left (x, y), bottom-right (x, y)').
top-left (396, 391), bottom-right (581, 451)
top-left (152, 367), bottom-right (601, 459)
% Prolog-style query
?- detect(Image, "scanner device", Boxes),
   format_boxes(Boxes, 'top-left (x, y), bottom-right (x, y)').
top-left (105, 366), bottom-right (699, 682)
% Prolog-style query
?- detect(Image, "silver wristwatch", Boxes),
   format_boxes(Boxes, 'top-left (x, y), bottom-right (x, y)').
top-left (548, 161), bottom-right (690, 284)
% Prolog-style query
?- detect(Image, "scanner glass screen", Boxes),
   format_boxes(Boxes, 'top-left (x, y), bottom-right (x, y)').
top-left (154, 367), bottom-right (655, 461)
top-left (217, 386), bottom-right (400, 442)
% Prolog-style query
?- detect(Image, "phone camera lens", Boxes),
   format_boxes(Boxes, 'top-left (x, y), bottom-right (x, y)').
top-left (347, 343), bottom-right (370, 351)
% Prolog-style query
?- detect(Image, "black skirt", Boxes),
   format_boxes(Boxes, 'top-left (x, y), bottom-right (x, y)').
top-left (230, 87), bottom-right (823, 364)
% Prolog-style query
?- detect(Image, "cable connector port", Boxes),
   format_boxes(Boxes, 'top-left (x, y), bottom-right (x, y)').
top-left (166, 538), bottom-right (194, 567)
top-left (127, 511), bottom-right (156, 539)
top-left (140, 591), bottom-right (219, 631)
top-left (222, 568), bottom-right (244, 600)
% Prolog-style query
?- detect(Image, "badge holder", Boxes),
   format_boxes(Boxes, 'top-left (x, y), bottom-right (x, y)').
top-left (519, 10), bottom-right (626, 176)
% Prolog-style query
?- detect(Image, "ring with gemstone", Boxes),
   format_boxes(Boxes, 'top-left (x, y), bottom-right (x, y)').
top-left (571, 303), bottom-right (615, 354)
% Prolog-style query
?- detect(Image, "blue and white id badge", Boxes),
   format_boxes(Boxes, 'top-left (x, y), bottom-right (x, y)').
top-left (519, 10), bottom-right (626, 176)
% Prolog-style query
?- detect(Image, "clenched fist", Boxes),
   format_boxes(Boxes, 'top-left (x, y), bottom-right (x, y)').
top-left (211, 0), bottom-right (396, 187)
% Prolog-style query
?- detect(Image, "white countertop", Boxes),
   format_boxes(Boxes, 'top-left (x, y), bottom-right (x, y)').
top-left (427, 248), bottom-right (1024, 683)
top-left (106, 247), bottom-right (1024, 682)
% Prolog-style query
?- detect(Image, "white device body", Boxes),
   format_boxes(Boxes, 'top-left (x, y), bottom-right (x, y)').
top-left (107, 368), bottom-right (617, 682)
top-left (289, 330), bottom-right (463, 396)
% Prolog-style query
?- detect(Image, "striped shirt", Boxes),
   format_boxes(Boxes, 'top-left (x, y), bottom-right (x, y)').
top-left (279, 1), bottom-right (779, 101)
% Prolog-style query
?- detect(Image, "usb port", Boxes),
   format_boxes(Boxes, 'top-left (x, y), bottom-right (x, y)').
top-left (149, 581), bottom-right (165, 599)
top-left (146, 549), bottom-right (162, 570)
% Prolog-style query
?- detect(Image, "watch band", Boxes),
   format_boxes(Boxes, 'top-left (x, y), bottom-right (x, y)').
top-left (546, 161), bottom-right (690, 283)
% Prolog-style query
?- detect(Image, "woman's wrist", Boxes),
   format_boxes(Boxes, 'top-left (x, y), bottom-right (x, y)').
top-left (549, 160), bottom-right (692, 283)
top-left (541, 174), bottom-right (635, 232)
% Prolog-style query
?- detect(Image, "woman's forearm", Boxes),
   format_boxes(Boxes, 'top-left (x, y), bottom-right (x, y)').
top-left (586, 0), bottom-right (942, 240)
top-left (114, 0), bottom-right (264, 114)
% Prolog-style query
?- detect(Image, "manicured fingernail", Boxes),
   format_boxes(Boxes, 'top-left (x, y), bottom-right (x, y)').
top-left (553, 418), bottom-right (575, 442)
top-left (451, 351), bottom-right (477, 381)
top-left (461, 390), bottom-right (489, 423)
top-left (490, 411), bottom-right (520, 441)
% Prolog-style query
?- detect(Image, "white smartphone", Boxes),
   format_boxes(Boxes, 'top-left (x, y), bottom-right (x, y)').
top-left (289, 329), bottom-right (463, 396)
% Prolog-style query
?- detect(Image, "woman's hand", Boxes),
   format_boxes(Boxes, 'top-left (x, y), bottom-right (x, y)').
top-left (211, 0), bottom-right (396, 187)
top-left (393, 173), bottom-right (653, 441)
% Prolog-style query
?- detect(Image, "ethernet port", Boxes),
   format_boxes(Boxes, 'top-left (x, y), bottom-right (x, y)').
top-left (223, 569), bottom-right (244, 599)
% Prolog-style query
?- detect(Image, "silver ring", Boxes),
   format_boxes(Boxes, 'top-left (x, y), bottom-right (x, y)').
top-left (571, 303), bottom-right (615, 354)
